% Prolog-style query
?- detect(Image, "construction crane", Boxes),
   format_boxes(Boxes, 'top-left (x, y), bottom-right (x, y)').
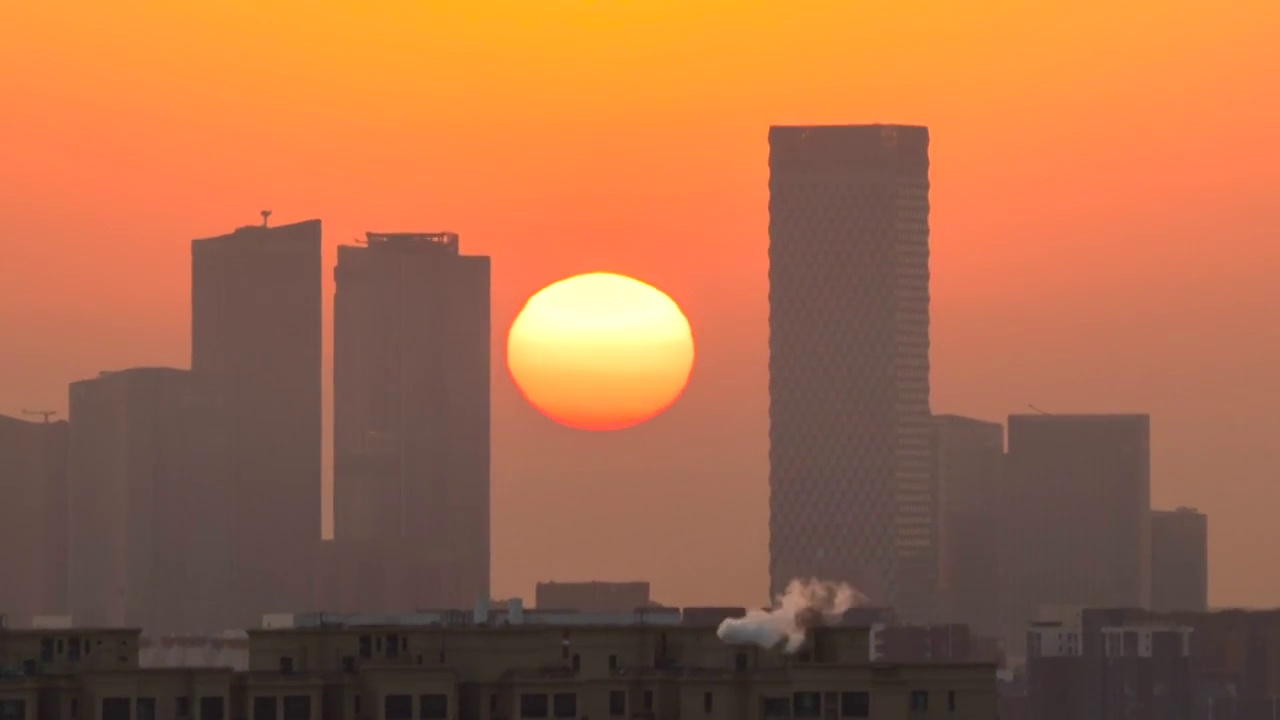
top-left (21, 409), bottom-right (57, 423)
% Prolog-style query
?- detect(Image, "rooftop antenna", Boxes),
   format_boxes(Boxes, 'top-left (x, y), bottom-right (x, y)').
top-left (1027, 404), bottom-right (1051, 415)
top-left (260, 210), bottom-right (272, 227)
top-left (21, 409), bottom-right (57, 423)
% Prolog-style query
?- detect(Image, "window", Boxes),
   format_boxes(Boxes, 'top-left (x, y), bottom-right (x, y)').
top-left (56, 639), bottom-right (64, 654)
top-left (282, 695), bottom-right (310, 720)
top-left (552, 693), bottom-right (577, 718)
top-left (419, 694), bottom-right (448, 719)
top-left (608, 691), bottom-right (626, 717)
top-left (909, 690), bottom-right (929, 713)
top-left (571, 653), bottom-right (581, 672)
top-left (840, 691), bottom-right (870, 718)
top-left (101, 698), bottom-right (130, 720)
top-left (68, 638), bottom-right (81, 661)
top-left (793, 691), bottom-right (821, 718)
top-left (341, 656), bottom-right (356, 673)
top-left (762, 697), bottom-right (789, 716)
top-left (947, 690), bottom-right (957, 711)
top-left (137, 697), bottom-right (157, 720)
top-left (175, 697), bottom-right (191, 717)
top-left (519, 693), bottom-right (548, 718)
top-left (253, 696), bottom-right (278, 720)
top-left (384, 694), bottom-right (412, 720)
top-left (608, 653), bottom-right (619, 670)
top-left (735, 652), bottom-right (748, 672)
top-left (200, 696), bottom-right (226, 720)
top-left (70, 698), bottom-right (78, 719)
top-left (358, 635), bottom-right (372, 659)
top-left (643, 690), bottom-right (653, 711)
top-left (279, 656), bottom-right (295, 674)
top-left (703, 692), bottom-right (714, 713)
top-left (40, 637), bottom-right (54, 663)
top-left (386, 634), bottom-right (400, 659)
top-left (0, 701), bottom-right (26, 720)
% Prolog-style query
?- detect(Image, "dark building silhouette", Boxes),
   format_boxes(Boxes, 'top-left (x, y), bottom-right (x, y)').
top-left (332, 231), bottom-right (490, 611)
top-left (767, 124), bottom-right (934, 621)
top-left (931, 414), bottom-right (1006, 640)
top-left (67, 368), bottom-right (234, 634)
top-left (191, 218), bottom-right (322, 622)
top-left (1151, 507), bottom-right (1209, 613)
top-left (0, 414), bottom-right (69, 625)
top-left (535, 581), bottom-right (654, 612)
top-left (1006, 414), bottom-right (1151, 656)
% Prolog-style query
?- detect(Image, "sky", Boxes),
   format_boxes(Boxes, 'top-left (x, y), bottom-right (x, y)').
top-left (0, 0), bottom-right (1277, 609)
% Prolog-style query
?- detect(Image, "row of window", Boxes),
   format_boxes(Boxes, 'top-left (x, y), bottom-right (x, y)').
top-left (97, 696), bottom-right (226, 720)
top-left (761, 690), bottom-right (958, 718)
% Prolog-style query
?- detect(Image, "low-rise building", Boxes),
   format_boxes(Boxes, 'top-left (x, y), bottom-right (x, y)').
top-left (0, 607), bottom-right (998, 720)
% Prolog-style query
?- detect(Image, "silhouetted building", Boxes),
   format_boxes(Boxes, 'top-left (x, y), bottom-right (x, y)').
top-left (1005, 414), bottom-right (1151, 655)
top-left (535, 581), bottom-right (653, 612)
top-left (0, 414), bottom-right (69, 625)
top-left (1151, 507), bottom-right (1209, 613)
top-left (767, 124), bottom-right (935, 621)
top-left (932, 415), bottom-right (1006, 639)
top-left (67, 368), bottom-right (234, 634)
top-left (191, 218), bottom-right (322, 622)
top-left (332, 231), bottom-right (490, 611)
top-left (1026, 617), bottom-right (1193, 720)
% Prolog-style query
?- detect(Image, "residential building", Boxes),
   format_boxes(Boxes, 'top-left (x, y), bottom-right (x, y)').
top-left (0, 414), bottom-right (69, 626)
top-left (1151, 507), bottom-right (1208, 613)
top-left (191, 217), bottom-right (323, 622)
top-left (535, 581), bottom-right (655, 612)
top-left (332, 232), bottom-right (490, 611)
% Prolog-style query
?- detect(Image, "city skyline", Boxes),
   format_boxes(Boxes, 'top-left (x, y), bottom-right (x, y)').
top-left (1, 1), bottom-right (1276, 611)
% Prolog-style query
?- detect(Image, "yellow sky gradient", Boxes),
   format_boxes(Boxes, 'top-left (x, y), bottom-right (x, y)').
top-left (0, 0), bottom-right (1277, 608)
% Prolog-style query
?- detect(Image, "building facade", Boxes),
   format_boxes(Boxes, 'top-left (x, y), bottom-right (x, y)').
top-left (767, 124), bottom-right (935, 621)
top-left (332, 232), bottom-right (491, 611)
top-left (0, 608), bottom-right (999, 720)
top-left (534, 582), bottom-right (654, 612)
top-left (1004, 414), bottom-right (1151, 651)
top-left (66, 368), bottom-right (234, 635)
top-left (191, 218), bottom-right (323, 623)
top-left (1150, 507), bottom-right (1208, 613)
top-left (931, 415), bottom-right (1005, 639)
top-left (0, 414), bottom-right (69, 627)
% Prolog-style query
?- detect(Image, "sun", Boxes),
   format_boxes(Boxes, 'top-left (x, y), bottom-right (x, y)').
top-left (507, 272), bottom-right (696, 431)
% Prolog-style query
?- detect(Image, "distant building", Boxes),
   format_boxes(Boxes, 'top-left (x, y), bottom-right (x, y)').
top-left (332, 231), bottom-right (491, 611)
top-left (932, 415), bottom-right (1005, 637)
top-left (1005, 413), bottom-right (1151, 655)
top-left (535, 581), bottom-right (655, 612)
top-left (0, 414), bottom-right (69, 626)
top-left (0, 610), bottom-right (999, 720)
top-left (768, 124), bottom-right (936, 621)
top-left (67, 368), bottom-right (234, 634)
top-left (191, 218), bottom-right (323, 622)
top-left (1151, 507), bottom-right (1208, 613)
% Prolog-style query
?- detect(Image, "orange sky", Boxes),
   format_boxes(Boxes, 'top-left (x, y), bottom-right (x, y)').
top-left (1, 0), bottom-right (1277, 609)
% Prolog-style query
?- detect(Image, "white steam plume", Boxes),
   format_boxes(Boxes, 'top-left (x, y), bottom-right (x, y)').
top-left (715, 578), bottom-right (866, 653)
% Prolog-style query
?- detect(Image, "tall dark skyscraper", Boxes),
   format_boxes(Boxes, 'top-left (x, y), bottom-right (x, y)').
top-left (1151, 507), bottom-right (1208, 613)
top-left (67, 368), bottom-right (233, 633)
top-left (333, 232), bottom-right (490, 611)
top-left (0, 413), bottom-right (69, 625)
top-left (1006, 414), bottom-right (1151, 637)
top-left (191, 218), bottom-right (322, 621)
top-left (767, 124), bottom-right (933, 620)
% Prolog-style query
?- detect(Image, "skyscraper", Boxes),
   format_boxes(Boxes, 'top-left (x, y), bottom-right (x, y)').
top-left (191, 218), bottom-right (322, 620)
top-left (333, 232), bottom-right (490, 611)
top-left (1005, 414), bottom-right (1151, 629)
top-left (67, 368), bottom-right (233, 633)
top-left (1151, 507), bottom-right (1208, 613)
top-left (0, 413), bottom-right (69, 625)
top-left (767, 125), bottom-right (933, 619)
top-left (932, 414), bottom-right (1005, 637)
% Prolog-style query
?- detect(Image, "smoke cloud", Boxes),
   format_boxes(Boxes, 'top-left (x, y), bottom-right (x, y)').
top-left (715, 578), bottom-right (865, 653)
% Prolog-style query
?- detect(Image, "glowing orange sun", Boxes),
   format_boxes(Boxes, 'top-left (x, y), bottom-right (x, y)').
top-left (507, 272), bottom-right (696, 431)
